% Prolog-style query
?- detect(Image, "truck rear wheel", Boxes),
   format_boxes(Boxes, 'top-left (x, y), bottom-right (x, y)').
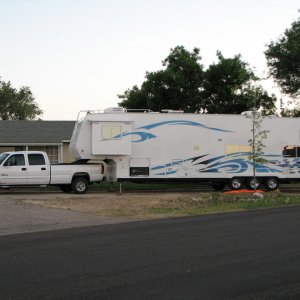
top-left (72, 177), bottom-right (88, 194)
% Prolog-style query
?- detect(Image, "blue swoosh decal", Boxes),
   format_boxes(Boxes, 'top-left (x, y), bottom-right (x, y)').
top-left (139, 120), bottom-right (233, 132)
top-left (113, 131), bottom-right (156, 142)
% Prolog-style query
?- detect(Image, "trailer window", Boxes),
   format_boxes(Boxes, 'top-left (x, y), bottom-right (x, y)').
top-left (102, 126), bottom-right (122, 139)
top-left (225, 145), bottom-right (252, 155)
top-left (282, 146), bottom-right (300, 158)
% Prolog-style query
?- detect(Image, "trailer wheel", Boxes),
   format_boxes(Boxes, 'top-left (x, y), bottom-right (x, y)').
top-left (60, 185), bottom-right (72, 193)
top-left (264, 177), bottom-right (279, 191)
top-left (246, 178), bottom-right (260, 190)
top-left (72, 177), bottom-right (88, 194)
top-left (228, 178), bottom-right (243, 190)
top-left (212, 182), bottom-right (226, 191)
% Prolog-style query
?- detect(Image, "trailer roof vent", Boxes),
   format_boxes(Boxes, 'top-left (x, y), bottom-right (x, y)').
top-left (104, 107), bottom-right (126, 114)
top-left (161, 109), bottom-right (184, 113)
top-left (241, 111), bottom-right (261, 117)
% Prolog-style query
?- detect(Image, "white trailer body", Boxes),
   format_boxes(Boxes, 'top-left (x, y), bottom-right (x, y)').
top-left (69, 108), bottom-right (300, 190)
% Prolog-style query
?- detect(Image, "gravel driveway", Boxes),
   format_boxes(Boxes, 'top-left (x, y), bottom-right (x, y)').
top-left (0, 191), bottom-right (121, 236)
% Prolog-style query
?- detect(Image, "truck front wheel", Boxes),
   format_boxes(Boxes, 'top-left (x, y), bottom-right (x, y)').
top-left (72, 177), bottom-right (88, 194)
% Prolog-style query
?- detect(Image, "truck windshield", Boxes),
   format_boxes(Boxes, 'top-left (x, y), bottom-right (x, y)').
top-left (0, 153), bottom-right (9, 165)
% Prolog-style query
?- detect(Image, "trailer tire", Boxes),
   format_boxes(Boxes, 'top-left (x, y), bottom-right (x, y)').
top-left (60, 185), bottom-right (72, 193)
top-left (228, 178), bottom-right (243, 190)
top-left (246, 178), bottom-right (260, 190)
top-left (264, 177), bottom-right (279, 191)
top-left (71, 177), bottom-right (88, 194)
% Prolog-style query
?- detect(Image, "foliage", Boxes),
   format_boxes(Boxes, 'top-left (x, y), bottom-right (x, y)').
top-left (119, 46), bottom-right (204, 112)
top-left (0, 79), bottom-right (42, 120)
top-left (279, 98), bottom-right (300, 117)
top-left (247, 111), bottom-right (269, 191)
top-left (265, 16), bottom-right (300, 97)
top-left (202, 51), bottom-right (276, 114)
top-left (119, 46), bottom-right (276, 114)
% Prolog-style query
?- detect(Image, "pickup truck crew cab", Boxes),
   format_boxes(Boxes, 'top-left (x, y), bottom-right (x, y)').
top-left (0, 151), bottom-right (104, 194)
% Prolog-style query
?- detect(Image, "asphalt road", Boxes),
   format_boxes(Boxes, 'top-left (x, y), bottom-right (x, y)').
top-left (1, 206), bottom-right (300, 300)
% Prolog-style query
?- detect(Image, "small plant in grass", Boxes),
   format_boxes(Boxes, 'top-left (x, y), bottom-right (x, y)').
top-left (247, 110), bottom-right (270, 191)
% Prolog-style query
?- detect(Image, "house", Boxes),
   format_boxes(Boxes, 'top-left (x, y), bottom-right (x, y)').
top-left (0, 120), bottom-right (76, 163)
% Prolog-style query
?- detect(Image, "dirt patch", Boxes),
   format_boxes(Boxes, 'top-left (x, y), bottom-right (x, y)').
top-left (16, 192), bottom-right (213, 220)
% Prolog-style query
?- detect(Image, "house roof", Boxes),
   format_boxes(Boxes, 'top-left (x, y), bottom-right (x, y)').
top-left (0, 120), bottom-right (76, 144)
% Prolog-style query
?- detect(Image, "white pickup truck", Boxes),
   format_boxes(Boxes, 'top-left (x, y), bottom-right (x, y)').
top-left (0, 151), bottom-right (105, 194)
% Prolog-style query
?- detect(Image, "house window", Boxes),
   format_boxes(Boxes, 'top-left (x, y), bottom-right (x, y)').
top-left (28, 146), bottom-right (59, 164)
top-left (14, 146), bottom-right (26, 151)
top-left (282, 146), bottom-right (300, 158)
top-left (102, 126), bottom-right (121, 139)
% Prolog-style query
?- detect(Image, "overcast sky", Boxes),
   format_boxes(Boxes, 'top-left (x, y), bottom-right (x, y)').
top-left (0, 0), bottom-right (299, 120)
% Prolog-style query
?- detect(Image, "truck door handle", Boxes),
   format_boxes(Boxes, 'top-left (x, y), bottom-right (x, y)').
top-left (41, 167), bottom-right (46, 170)
top-left (22, 168), bottom-right (27, 171)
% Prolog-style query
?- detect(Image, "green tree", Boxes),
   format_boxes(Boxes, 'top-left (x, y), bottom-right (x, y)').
top-left (202, 51), bottom-right (276, 114)
top-left (265, 15), bottom-right (300, 97)
top-left (0, 79), bottom-right (42, 120)
top-left (119, 46), bottom-right (276, 114)
top-left (118, 46), bottom-right (204, 112)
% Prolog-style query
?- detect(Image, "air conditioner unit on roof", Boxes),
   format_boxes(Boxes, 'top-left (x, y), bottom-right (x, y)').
top-left (104, 107), bottom-right (126, 114)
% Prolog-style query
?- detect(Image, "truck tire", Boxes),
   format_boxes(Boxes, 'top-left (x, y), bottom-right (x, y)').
top-left (228, 178), bottom-right (243, 190)
top-left (60, 185), bottom-right (72, 193)
top-left (264, 177), bottom-right (279, 191)
top-left (71, 177), bottom-right (88, 194)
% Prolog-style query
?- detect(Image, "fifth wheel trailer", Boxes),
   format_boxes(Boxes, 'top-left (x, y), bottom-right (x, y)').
top-left (69, 107), bottom-right (300, 191)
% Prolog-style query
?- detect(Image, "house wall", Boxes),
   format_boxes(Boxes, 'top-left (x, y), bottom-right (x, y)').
top-left (0, 146), bottom-right (14, 153)
top-left (63, 143), bottom-right (75, 163)
top-left (0, 144), bottom-right (75, 164)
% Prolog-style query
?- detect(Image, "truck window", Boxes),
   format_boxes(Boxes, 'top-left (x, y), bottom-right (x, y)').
top-left (5, 154), bottom-right (25, 166)
top-left (28, 154), bottom-right (46, 165)
top-left (0, 153), bottom-right (9, 165)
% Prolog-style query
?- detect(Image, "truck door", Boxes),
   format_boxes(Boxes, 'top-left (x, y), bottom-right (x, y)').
top-left (27, 153), bottom-right (50, 184)
top-left (0, 154), bottom-right (27, 185)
